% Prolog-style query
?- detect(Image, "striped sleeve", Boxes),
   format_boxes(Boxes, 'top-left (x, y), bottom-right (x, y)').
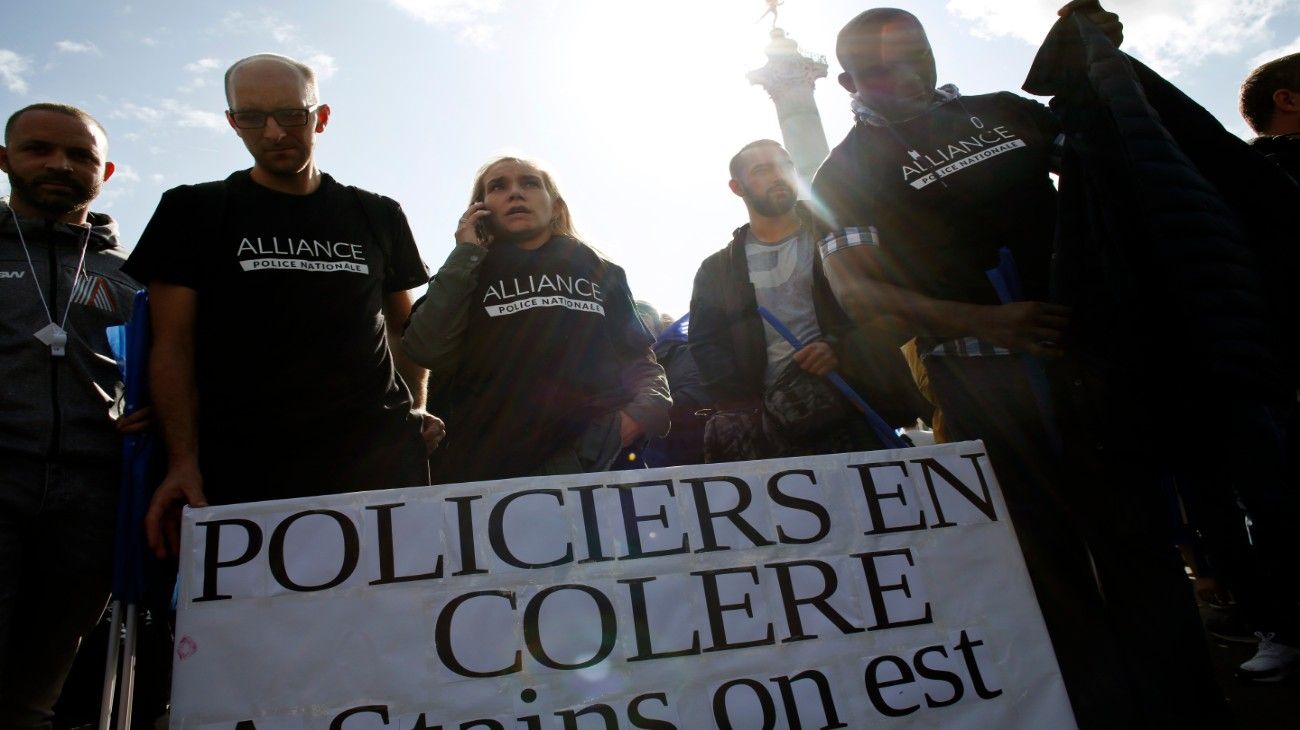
top-left (817, 225), bottom-right (880, 260)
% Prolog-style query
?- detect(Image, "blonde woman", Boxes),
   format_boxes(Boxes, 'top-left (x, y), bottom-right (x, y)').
top-left (404, 156), bottom-right (670, 483)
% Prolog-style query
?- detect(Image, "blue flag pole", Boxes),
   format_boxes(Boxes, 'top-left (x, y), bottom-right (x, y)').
top-left (756, 306), bottom-right (907, 450)
top-left (101, 289), bottom-right (156, 730)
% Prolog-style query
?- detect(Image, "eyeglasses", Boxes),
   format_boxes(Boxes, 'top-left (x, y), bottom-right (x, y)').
top-left (227, 105), bottom-right (320, 129)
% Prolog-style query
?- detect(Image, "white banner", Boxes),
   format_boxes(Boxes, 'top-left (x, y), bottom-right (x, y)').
top-left (171, 441), bottom-right (1075, 729)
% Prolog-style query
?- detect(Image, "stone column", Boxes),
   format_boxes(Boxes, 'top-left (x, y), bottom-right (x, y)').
top-left (746, 28), bottom-right (831, 186)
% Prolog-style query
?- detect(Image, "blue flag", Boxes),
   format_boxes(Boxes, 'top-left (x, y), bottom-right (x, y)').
top-left (655, 313), bottom-right (690, 347)
top-left (106, 290), bottom-right (161, 604)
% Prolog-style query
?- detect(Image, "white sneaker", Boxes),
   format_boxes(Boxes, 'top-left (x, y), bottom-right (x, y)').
top-left (1236, 632), bottom-right (1300, 682)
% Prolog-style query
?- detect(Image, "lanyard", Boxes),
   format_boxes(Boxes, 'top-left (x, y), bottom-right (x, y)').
top-left (11, 213), bottom-right (92, 357)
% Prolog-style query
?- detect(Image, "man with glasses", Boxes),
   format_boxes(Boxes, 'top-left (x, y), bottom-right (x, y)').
top-left (124, 54), bottom-right (442, 557)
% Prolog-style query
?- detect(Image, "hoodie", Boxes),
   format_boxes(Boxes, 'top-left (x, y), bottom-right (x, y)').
top-left (0, 199), bottom-right (139, 465)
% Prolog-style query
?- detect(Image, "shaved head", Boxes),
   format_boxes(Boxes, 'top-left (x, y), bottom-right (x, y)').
top-left (224, 53), bottom-right (319, 108)
top-left (835, 8), bottom-right (923, 76)
top-left (835, 8), bottom-right (937, 122)
top-left (5, 102), bottom-right (106, 147)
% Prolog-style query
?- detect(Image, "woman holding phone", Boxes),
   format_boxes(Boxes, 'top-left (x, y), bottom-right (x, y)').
top-left (403, 156), bottom-right (671, 484)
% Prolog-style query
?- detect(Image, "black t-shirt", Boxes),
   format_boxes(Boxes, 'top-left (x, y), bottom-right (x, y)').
top-left (812, 92), bottom-right (1059, 306)
top-left (431, 235), bottom-right (650, 483)
top-left (124, 171), bottom-right (430, 502)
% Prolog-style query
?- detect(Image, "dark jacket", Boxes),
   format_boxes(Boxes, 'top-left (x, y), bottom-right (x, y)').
top-left (688, 206), bottom-right (927, 426)
top-left (688, 207), bottom-right (851, 410)
top-left (1249, 133), bottom-right (1300, 185)
top-left (1023, 15), bottom-right (1294, 420)
top-left (1, 201), bottom-right (139, 464)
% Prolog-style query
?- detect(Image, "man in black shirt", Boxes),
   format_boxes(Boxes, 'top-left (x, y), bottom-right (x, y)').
top-left (125, 54), bottom-right (442, 557)
top-left (812, 4), bottom-right (1234, 727)
top-left (1218, 52), bottom-right (1300, 682)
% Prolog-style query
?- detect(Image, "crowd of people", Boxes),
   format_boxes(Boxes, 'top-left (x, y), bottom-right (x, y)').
top-left (1, 0), bottom-right (1297, 726)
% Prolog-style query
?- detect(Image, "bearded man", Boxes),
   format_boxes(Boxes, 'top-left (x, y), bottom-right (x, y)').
top-left (0, 102), bottom-right (143, 726)
top-left (688, 139), bottom-right (910, 461)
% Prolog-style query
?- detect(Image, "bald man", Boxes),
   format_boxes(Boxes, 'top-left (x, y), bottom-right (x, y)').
top-left (810, 4), bottom-right (1240, 727)
top-left (124, 54), bottom-right (443, 558)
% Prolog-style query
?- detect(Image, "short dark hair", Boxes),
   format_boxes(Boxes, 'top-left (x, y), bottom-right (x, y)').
top-left (1241, 53), bottom-right (1300, 134)
top-left (5, 102), bottom-right (107, 145)
top-left (729, 139), bottom-right (786, 180)
top-left (224, 53), bottom-right (319, 108)
top-left (836, 7), bottom-right (921, 76)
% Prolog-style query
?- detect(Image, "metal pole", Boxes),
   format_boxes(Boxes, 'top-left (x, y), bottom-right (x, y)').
top-left (114, 605), bottom-right (138, 729)
top-left (98, 601), bottom-right (123, 730)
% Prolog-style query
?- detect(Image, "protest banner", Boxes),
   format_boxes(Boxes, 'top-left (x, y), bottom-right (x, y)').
top-left (171, 441), bottom-right (1075, 729)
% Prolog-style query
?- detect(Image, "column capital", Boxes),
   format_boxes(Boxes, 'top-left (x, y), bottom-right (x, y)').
top-left (746, 29), bottom-right (828, 100)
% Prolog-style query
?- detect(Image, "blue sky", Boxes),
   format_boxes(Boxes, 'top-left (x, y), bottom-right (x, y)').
top-left (4, 0), bottom-right (1298, 316)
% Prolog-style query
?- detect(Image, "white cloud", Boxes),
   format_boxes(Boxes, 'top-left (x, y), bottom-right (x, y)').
top-left (110, 100), bottom-right (225, 131)
top-left (221, 11), bottom-right (263, 35)
top-left (184, 57), bottom-right (221, 73)
top-left (1251, 35), bottom-right (1300, 66)
top-left (96, 186), bottom-right (124, 210)
top-left (180, 57), bottom-right (222, 93)
top-left (150, 173), bottom-right (165, 184)
top-left (458, 23), bottom-right (496, 49)
top-left (219, 12), bottom-right (339, 79)
top-left (304, 53), bottom-right (338, 80)
top-left (222, 11), bottom-right (298, 45)
top-left (386, 0), bottom-right (500, 25)
top-left (114, 164), bottom-right (141, 183)
top-left (111, 102), bottom-right (164, 124)
top-left (55, 40), bottom-right (101, 55)
top-left (945, 0), bottom-right (1288, 77)
top-left (0, 49), bottom-right (31, 93)
top-left (386, 0), bottom-right (501, 46)
top-left (221, 11), bottom-right (300, 46)
top-left (161, 100), bottom-right (225, 130)
top-left (270, 22), bottom-right (297, 45)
